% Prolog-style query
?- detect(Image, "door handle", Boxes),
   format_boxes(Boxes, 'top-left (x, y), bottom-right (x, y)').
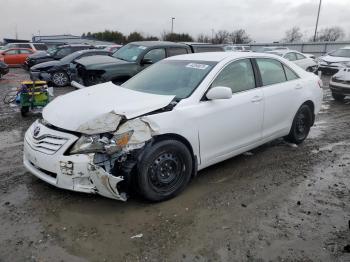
top-left (251, 96), bottom-right (262, 103)
top-left (295, 84), bottom-right (303, 89)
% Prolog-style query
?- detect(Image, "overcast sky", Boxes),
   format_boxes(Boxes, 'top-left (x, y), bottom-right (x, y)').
top-left (1, 0), bottom-right (349, 42)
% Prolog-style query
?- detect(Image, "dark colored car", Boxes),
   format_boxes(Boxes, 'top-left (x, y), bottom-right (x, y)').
top-left (0, 61), bottom-right (9, 78)
top-left (24, 44), bottom-right (94, 69)
top-left (30, 49), bottom-right (111, 86)
top-left (75, 41), bottom-right (224, 86)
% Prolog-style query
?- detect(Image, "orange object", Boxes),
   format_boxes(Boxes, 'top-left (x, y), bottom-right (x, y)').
top-left (0, 48), bottom-right (35, 67)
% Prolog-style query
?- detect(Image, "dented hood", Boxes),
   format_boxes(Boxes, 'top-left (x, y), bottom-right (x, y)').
top-left (43, 82), bottom-right (175, 134)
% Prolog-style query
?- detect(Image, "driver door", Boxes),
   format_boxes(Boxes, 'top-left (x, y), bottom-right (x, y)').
top-left (139, 48), bottom-right (166, 72)
top-left (194, 58), bottom-right (264, 165)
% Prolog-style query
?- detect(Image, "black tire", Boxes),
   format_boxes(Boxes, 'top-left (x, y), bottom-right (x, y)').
top-left (285, 104), bottom-right (313, 144)
top-left (137, 140), bottom-right (193, 202)
top-left (21, 106), bottom-right (30, 117)
top-left (332, 92), bottom-right (345, 102)
top-left (51, 71), bottom-right (69, 87)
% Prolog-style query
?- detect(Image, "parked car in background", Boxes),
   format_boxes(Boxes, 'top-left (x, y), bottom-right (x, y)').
top-left (317, 47), bottom-right (350, 74)
top-left (24, 44), bottom-right (94, 69)
top-left (224, 45), bottom-right (251, 52)
top-left (75, 41), bottom-right (224, 86)
top-left (94, 45), bottom-right (110, 49)
top-left (24, 52), bottom-right (322, 202)
top-left (266, 50), bottom-right (317, 72)
top-left (104, 44), bottom-right (123, 53)
top-left (0, 61), bottom-right (9, 78)
top-left (30, 49), bottom-right (111, 86)
top-left (184, 43), bottom-right (225, 53)
top-left (4, 42), bottom-right (48, 51)
top-left (329, 67), bottom-right (350, 101)
top-left (0, 48), bottom-right (35, 66)
top-left (259, 46), bottom-right (289, 52)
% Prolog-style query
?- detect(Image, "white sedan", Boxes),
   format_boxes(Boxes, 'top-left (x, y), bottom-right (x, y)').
top-left (267, 50), bottom-right (317, 72)
top-left (23, 52), bottom-right (323, 202)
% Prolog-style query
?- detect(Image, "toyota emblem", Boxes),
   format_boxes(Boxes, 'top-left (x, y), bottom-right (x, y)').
top-left (33, 126), bottom-right (40, 137)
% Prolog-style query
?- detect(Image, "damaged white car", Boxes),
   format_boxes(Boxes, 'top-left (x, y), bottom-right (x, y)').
top-left (23, 52), bottom-right (323, 202)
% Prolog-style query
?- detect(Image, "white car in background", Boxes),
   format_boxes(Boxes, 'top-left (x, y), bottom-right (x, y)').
top-left (23, 52), bottom-right (323, 202)
top-left (318, 47), bottom-right (350, 74)
top-left (267, 50), bottom-right (317, 72)
top-left (329, 67), bottom-right (350, 101)
top-left (224, 45), bottom-right (251, 52)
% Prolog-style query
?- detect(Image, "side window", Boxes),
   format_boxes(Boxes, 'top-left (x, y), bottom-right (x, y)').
top-left (296, 53), bottom-right (306, 60)
top-left (256, 58), bottom-right (287, 86)
top-left (284, 52), bottom-right (297, 61)
top-left (167, 47), bottom-right (188, 57)
top-left (211, 59), bottom-right (255, 93)
top-left (4, 50), bottom-right (18, 55)
top-left (33, 44), bottom-right (48, 50)
top-left (143, 48), bottom-right (166, 63)
top-left (283, 65), bottom-right (299, 81)
top-left (20, 49), bottom-right (32, 54)
top-left (18, 44), bottom-right (31, 49)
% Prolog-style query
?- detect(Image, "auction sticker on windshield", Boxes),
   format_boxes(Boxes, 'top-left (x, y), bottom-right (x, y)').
top-left (186, 63), bottom-right (209, 70)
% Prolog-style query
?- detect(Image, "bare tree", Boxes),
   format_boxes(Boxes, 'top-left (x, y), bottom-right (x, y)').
top-left (197, 34), bottom-right (211, 43)
top-left (228, 29), bottom-right (252, 44)
top-left (316, 26), bottom-right (345, 42)
top-left (283, 27), bottom-right (303, 43)
top-left (212, 30), bottom-right (230, 44)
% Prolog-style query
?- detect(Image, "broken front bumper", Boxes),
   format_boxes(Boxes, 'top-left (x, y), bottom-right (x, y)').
top-left (23, 121), bottom-right (127, 201)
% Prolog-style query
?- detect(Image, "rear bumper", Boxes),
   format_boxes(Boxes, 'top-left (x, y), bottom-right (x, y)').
top-left (23, 120), bottom-right (127, 201)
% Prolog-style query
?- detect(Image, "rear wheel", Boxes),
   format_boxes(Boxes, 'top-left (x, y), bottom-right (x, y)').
top-left (137, 140), bottom-right (192, 202)
top-left (52, 71), bottom-right (69, 87)
top-left (332, 92), bottom-right (345, 102)
top-left (285, 104), bottom-right (313, 144)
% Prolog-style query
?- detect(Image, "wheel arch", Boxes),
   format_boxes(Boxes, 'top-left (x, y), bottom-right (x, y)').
top-left (152, 133), bottom-right (198, 177)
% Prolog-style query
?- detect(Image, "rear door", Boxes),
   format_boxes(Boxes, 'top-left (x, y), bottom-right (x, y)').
top-left (195, 58), bottom-right (264, 164)
top-left (166, 47), bottom-right (189, 57)
top-left (255, 58), bottom-right (302, 138)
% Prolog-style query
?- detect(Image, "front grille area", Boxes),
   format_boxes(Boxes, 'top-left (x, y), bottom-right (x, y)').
top-left (26, 132), bottom-right (68, 155)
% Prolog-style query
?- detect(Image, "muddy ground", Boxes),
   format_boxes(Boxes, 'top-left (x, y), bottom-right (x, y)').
top-left (0, 68), bottom-right (349, 262)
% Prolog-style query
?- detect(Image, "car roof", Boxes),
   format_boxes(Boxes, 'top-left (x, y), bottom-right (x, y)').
top-left (341, 46), bottom-right (350, 49)
top-left (58, 44), bottom-right (93, 48)
top-left (168, 52), bottom-right (279, 62)
top-left (129, 41), bottom-right (187, 48)
top-left (2, 48), bottom-right (33, 51)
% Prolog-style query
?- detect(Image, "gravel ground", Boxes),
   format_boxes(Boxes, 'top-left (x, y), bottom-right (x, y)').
top-left (0, 68), bottom-right (349, 262)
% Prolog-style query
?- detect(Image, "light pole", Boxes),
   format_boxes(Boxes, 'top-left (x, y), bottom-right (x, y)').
top-left (313, 0), bottom-right (322, 42)
top-left (211, 29), bottom-right (214, 43)
top-left (171, 17), bottom-right (175, 34)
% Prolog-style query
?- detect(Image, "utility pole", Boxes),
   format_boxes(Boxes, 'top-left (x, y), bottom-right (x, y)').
top-left (313, 0), bottom-right (322, 42)
top-left (15, 24), bottom-right (18, 39)
top-left (171, 17), bottom-right (175, 34)
top-left (211, 29), bottom-right (214, 43)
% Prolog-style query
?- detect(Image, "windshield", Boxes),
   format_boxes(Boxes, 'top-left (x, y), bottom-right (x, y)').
top-left (60, 51), bottom-right (84, 63)
top-left (112, 44), bottom-right (145, 62)
top-left (47, 47), bottom-right (57, 55)
top-left (329, 49), bottom-right (350, 58)
top-left (122, 60), bottom-right (216, 99)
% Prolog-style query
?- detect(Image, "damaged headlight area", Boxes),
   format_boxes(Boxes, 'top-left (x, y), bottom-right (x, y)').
top-left (69, 130), bottom-right (134, 155)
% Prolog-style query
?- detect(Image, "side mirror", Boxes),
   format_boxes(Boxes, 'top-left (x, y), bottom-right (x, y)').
top-left (141, 58), bottom-right (153, 65)
top-left (206, 86), bottom-right (232, 100)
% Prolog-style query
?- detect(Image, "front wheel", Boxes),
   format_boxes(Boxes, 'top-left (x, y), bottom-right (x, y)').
top-left (137, 140), bottom-right (193, 202)
top-left (332, 92), bottom-right (345, 102)
top-left (285, 104), bottom-right (313, 144)
top-left (51, 71), bottom-right (69, 87)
